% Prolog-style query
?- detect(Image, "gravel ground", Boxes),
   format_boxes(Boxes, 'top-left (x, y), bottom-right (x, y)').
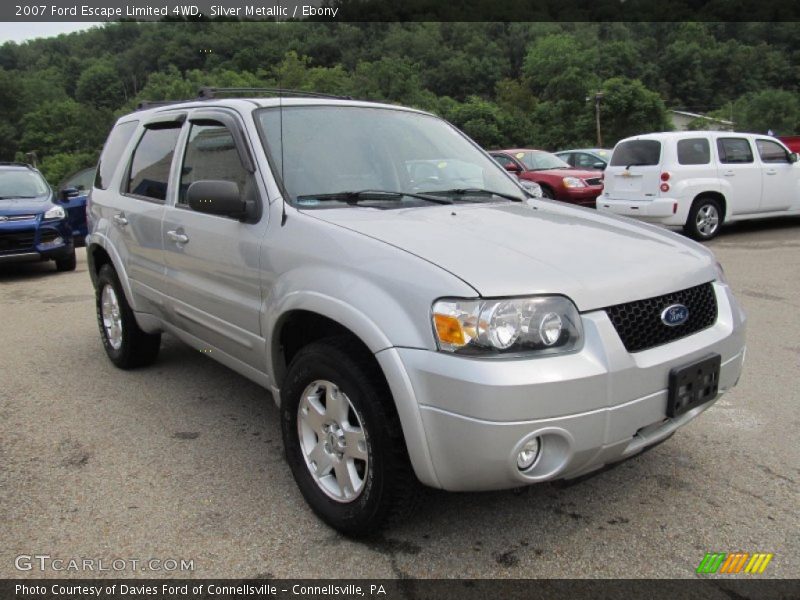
top-left (1, 217), bottom-right (798, 579)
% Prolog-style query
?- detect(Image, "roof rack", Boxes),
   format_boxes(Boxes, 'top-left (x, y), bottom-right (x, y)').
top-left (135, 87), bottom-right (355, 112)
top-left (198, 87), bottom-right (353, 100)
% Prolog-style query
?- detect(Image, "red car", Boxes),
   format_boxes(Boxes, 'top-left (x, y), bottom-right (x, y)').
top-left (490, 149), bottom-right (603, 207)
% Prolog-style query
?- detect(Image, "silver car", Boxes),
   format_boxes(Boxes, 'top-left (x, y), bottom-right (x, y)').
top-left (86, 93), bottom-right (746, 536)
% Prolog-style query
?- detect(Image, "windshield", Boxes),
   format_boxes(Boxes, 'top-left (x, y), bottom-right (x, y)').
top-left (0, 169), bottom-right (50, 199)
top-left (256, 106), bottom-right (523, 208)
top-left (517, 151), bottom-right (570, 171)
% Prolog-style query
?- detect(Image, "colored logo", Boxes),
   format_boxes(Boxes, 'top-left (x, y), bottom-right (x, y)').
top-left (660, 303), bottom-right (689, 327)
top-left (696, 552), bottom-right (773, 574)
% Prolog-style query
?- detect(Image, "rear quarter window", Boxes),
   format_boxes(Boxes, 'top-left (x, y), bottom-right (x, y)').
top-left (677, 138), bottom-right (711, 165)
top-left (610, 140), bottom-right (661, 167)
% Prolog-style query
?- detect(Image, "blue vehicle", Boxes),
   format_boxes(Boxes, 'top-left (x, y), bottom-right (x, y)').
top-left (0, 163), bottom-right (76, 271)
top-left (57, 166), bottom-right (95, 245)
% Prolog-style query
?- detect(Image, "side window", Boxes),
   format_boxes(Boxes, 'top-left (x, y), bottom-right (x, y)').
top-left (560, 153), bottom-right (576, 167)
top-left (126, 126), bottom-right (181, 201)
top-left (677, 138), bottom-right (711, 165)
top-left (492, 154), bottom-right (514, 169)
top-left (179, 122), bottom-right (251, 208)
top-left (717, 138), bottom-right (754, 164)
top-left (756, 139), bottom-right (790, 163)
top-left (95, 120), bottom-right (138, 190)
top-left (575, 153), bottom-right (597, 168)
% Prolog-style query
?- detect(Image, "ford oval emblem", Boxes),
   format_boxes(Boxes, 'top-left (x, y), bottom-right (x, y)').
top-left (661, 304), bottom-right (689, 327)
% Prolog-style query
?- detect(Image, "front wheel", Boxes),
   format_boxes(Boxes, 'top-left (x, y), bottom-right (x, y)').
top-left (55, 249), bottom-right (77, 272)
top-left (281, 337), bottom-right (418, 537)
top-left (684, 197), bottom-right (723, 241)
top-left (95, 264), bottom-right (161, 369)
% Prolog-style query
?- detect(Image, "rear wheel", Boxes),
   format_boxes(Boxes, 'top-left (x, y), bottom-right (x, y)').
top-left (281, 337), bottom-right (419, 537)
top-left (95, 264), bottom-right (161, 369)
top-left (684, 197), bottom-right (723, 241)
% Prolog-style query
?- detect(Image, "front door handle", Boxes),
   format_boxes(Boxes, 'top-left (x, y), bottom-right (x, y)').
top-left (166, 230), bottom-right (189, 245)
top-left (765, 169), bottom-right (777, 175)
top-left (113, 213), bottom-right (128, 226)
top-left (723, 170), bottom-right (735, 177)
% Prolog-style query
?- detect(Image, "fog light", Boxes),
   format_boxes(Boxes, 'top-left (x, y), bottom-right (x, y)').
top-left (516, 437), bottom-right (541, 470)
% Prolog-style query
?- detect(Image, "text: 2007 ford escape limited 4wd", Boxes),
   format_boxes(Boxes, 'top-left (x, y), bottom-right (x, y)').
top-left (86, 92), bottom-right (746, 536)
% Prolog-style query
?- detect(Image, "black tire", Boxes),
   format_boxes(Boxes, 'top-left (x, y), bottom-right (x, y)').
top-left (540, 185), bottom-right (554, 199)
top-left (55, 249), bottom-right (77, 272)
top-left (684, 196), bottom-right (723, 241)
top-left (95, 264), bottom-right (161, 369)
top-left (281, 337), bottom-right (419, 537)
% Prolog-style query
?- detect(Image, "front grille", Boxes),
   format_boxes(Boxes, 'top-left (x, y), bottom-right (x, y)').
top-left (585, 177), bottom-right (603, 186)
top-left (0, 229), bottom-right (36, 252)
top-left (604, 283), bottom-right (718, 353)
top-left (4, 214), bottom-right (36, 222)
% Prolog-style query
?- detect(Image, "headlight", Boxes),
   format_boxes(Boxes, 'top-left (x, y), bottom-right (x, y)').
top-left (520, 179), bottom-right (544, 198)
top-left (562, 177), bottom-right (586, 189)
top-left (432, 296), bottom-right (583, 357)
top-left (42, 205), bottom-right (66, 221)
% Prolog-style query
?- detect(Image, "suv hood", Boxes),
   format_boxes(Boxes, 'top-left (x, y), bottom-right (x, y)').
top-left (0, 197), bottom-right (51, 215)
top-left (307, 201), bottom-right (717, 311)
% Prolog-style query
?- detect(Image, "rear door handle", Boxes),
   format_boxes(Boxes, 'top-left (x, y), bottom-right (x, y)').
top-left (723, 171), bottom-right (735, 177)
top-left (766, 169), bottom-right (777, 175)
top-left (166, 230), bottom-right (189, 245)
top-left (113, 213), bottom-right (128, 226)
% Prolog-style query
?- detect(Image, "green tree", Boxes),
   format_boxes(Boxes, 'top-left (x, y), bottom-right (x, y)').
top-left (76, 61), bottom-right (126, 109)
top-left (730, 89), bottom-right (800, 135)
top-left (598, 77), bottom-right (672, 145)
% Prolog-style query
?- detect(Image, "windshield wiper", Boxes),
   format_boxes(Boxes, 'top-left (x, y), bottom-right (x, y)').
top-left (0, 195), bottom-right (39, 199)
top-left (423, 188), bottom-right (523, 202)
top-left (295, 190), bottom-right (453, 205)
top-left (625, 163), bottom-right (649, 169)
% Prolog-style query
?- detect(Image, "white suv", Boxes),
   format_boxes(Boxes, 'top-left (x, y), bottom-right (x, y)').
top-left (597, 132), bottom-right (800, 240)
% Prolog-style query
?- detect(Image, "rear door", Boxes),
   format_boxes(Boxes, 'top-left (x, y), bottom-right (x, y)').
top-left (161, 108), bottom-right (266, 369)
top-left (605, 139), bottom-right (662, 200)
top-left (755, 138), bottom-right (796, 212)
top-left (104, 114), bottom-right (185, 315)
top-left (716, 137), bottom-right (761, 214)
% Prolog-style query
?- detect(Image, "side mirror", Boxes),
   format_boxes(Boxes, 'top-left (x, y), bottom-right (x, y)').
top-left (187, 180), bottom-right (246, 218)
top-left (789, 153), bottom-right (798, 164)
top-left (593, 162), bottom-right (606, 170)
top-left (59, 187), bottom-right (79, 202)
top-left (504, 163), bottom-right (521, 173)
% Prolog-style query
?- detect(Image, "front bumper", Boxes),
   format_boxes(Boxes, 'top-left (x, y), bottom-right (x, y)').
top-left (596, 196), bottom-right (688, 226)
top-left (381, 282), bottom-right (745, 491)
top-left (0, 223), bottom-right (74, 264)
top-left (561, 186), bottom-right (603, 207)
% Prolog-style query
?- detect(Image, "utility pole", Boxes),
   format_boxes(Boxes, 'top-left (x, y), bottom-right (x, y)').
top-left (594, 92), bottom-right (604, 147)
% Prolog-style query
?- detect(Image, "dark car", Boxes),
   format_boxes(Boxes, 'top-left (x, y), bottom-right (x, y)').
top-left (489, 149), bottom-right (603, 207)
top-left (555, 148), bottom-right (613, 170)
top-left (57, 166), bottom-right (95, 245)
top-left (0, 163), bottom-right (76, 271)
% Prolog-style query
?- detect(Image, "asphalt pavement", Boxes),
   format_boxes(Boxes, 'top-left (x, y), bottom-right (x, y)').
top-left (1, 217), bottom-right (798, 579)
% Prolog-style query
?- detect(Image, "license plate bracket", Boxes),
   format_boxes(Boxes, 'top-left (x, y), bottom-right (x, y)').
top-left (667, 354), bottom-right (721, 418)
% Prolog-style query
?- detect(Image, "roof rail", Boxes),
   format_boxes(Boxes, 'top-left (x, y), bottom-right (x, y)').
top-left (134, 87), bottom-right (354, 112)
top-left (197, 86), bottom-right (353, 100)
top-left (0, 161), bottom-right (34, 169)
top-left (136, 98), bottom-right (206, 111)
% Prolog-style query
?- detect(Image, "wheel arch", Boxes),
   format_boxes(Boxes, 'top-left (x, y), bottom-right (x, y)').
top-left (86, 236), bottom-right (138, 311)
top-left (692, 191), bottom-right (727, 222)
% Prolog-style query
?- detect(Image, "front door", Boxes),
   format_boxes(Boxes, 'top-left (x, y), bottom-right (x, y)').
top-left (756, 138), bottom-right (796, 212)
top-left (161, 110), bottom-right (266, 369)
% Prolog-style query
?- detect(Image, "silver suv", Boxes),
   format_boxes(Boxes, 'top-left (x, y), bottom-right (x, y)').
top-left (86, 91), bottom-right (746, 536)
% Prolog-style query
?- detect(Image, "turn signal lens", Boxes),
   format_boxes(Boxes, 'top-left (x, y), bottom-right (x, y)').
top-left (433, 314), bottom-right (465, 347)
